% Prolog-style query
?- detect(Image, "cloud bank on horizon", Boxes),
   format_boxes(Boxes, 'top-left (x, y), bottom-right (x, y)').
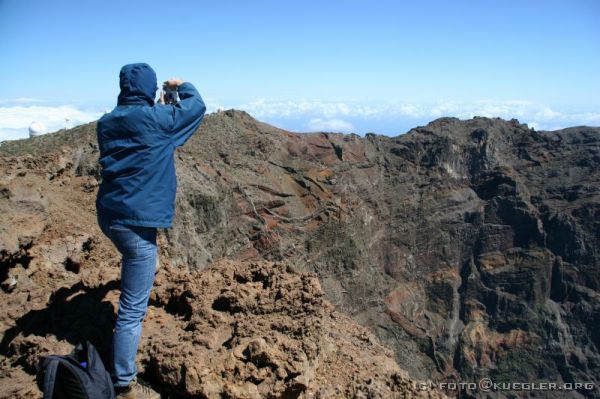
top-left (0, 100), bottom-right (103, 142)
top-left (1, 98), bottom-right (598, 142)
top-left (223, 98), bottom-right (600, 134)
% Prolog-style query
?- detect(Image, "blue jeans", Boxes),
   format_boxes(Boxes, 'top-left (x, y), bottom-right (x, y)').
top-left (97, 216), bottom-right (157, 387)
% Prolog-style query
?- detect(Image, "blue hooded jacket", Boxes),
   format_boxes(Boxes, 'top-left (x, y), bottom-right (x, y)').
top-left (96, 63), bottom-right (206, 228)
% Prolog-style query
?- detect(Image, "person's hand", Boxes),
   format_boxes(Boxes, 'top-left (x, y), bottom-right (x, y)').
top-left (163, 78), bottom-right (184, 89)
top-left (158, 89), bottom-right (165, 104)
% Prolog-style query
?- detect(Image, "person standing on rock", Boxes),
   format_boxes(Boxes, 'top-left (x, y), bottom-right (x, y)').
top-left (95, 63), bottom-right (206, 398)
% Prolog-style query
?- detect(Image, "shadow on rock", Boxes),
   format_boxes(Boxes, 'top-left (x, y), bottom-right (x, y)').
top-left (1, 280), bottom-right (119, 373)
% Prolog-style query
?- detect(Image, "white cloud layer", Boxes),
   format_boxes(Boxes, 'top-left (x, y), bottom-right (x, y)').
top-left (307, 118), bottom-right (354, 132)
top-left (1, 98), bottom-right (598, 143)
top-left (215, 99), bottom-right (600, 132)
top-left (0, 103), bottom-right (102, 141)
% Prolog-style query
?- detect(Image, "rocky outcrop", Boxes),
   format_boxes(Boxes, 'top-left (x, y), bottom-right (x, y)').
top-left (0, 254), bottom-right (444, 398)
top-left (0, 111), bottom-right (598, 398)
top-left (141, 260), bottom-right (445, 398)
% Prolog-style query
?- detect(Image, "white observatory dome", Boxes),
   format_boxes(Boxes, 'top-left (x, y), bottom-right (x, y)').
top-left (29, 121), bottom-right (47, 138)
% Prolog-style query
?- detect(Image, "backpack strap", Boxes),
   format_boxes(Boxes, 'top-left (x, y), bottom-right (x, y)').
top-left (83, 341), bottom-right (115, 399)
top-left (40, 356), bottom-right (62, 399)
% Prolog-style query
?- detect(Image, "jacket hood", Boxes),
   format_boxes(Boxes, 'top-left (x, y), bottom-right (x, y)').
top-left (117, 63), bottom-right (158, 106)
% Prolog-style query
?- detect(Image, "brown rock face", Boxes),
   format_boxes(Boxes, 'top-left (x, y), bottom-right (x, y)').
top-left (141, 260), bottom-right (443, 398)
top-left (1, 110), bottom-right (598, 398)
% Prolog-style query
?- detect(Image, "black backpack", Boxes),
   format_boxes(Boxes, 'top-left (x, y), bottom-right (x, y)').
top-left (37, 341), bottom-right (115, 399)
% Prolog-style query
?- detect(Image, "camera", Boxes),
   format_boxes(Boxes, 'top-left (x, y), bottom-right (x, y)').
top-left (162, 84), bottom-right (179, 104)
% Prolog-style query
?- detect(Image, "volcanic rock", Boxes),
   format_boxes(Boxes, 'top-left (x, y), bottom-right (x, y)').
top-left (1, 111), bottom-right (598, 398)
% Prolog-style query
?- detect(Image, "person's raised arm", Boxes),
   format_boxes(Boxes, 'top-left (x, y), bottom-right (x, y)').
top-left (163, 78), bottom-right (206, 147)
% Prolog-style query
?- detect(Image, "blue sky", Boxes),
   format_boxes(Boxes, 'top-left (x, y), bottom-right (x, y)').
top-left (0, 0), bottom-right (599, 140)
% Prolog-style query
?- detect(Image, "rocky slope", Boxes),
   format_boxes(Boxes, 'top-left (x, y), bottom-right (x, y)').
top-left (0, 110), bottom-right (598, 398)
